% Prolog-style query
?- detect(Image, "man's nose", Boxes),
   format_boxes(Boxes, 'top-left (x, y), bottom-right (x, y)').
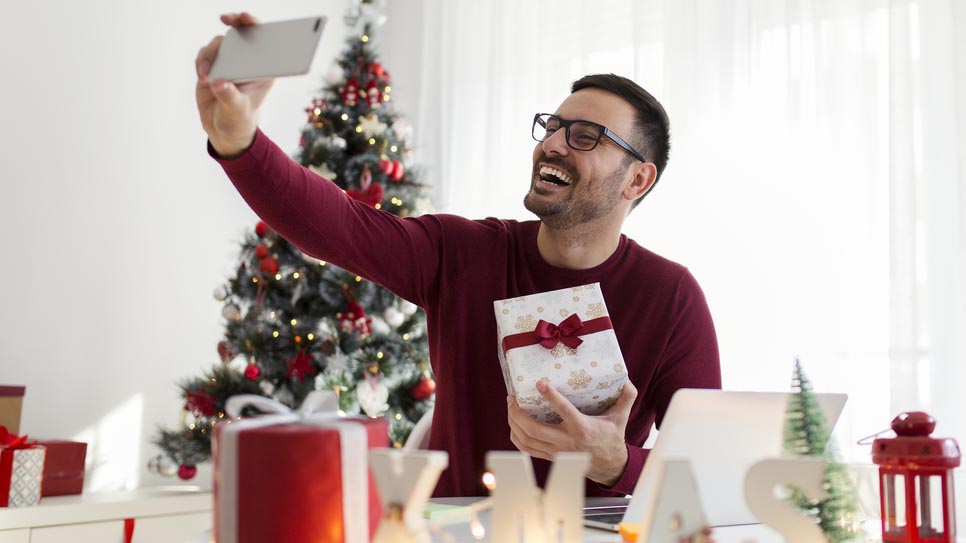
top-left (541, 128), bottom-right (570, 157)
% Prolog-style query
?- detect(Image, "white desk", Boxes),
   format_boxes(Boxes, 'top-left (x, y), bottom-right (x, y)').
top-left (426, 497), bottom-right (786, 543)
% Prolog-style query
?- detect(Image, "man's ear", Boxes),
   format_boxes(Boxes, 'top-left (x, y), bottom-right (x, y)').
top-left (624, 162), bottom-right (658, 202)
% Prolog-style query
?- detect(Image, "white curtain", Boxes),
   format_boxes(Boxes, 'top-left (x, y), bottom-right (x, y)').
top-left (396, 0), bottom-right (966, 462)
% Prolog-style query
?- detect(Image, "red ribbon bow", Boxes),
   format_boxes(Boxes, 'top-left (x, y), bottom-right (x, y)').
top-left (0, 425), bottom-right (35, 450)
top-left (535, 314), bottom-right (585, 350)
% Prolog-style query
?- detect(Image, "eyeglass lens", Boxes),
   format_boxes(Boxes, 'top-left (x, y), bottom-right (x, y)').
top-left (534, 115), bottom-right (602, 151)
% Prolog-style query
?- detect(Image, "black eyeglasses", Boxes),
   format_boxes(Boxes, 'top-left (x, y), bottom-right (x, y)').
top-left (532, 113), bottom-right (647, 163)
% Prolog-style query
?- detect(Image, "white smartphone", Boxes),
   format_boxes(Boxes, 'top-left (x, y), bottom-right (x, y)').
top-left (208, 16), bottom-right (327, 82)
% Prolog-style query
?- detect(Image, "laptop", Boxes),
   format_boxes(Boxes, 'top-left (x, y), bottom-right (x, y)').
top-left (583, 388), bottom-right (848, 532)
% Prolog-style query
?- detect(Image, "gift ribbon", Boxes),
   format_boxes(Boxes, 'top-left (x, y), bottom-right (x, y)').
top-left (124, 518), bottom-right (135, 543)
top-left (216, 391), bottom-right (367, 543)
top-left (501, 315), bottom-right (613, 354)
top-left (0, 426), bottom-right (38, 450)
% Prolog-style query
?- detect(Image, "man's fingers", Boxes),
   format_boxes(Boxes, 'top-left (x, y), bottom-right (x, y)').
top-left (196, 35), bottom-right (222, 81)
top-left (535, 380), bottom-right (583, 423)
top-left (509, 427), bottom-right (553, 460)
top-left (614, 378), bottom-right (638, 412)
top-left (507, 396), bottom-right (562, 447)
top-left (219, 12), bottom-right (260, 28)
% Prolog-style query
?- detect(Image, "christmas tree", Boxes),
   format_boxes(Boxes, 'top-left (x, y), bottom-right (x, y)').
top-left (151, 15), bottom-right (435, 479)
top-left (783, 359), bottom-right (858, 543)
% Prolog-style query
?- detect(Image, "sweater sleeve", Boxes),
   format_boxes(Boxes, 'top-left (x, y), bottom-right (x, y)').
top-left (211, 130), bottom-right (442, 307)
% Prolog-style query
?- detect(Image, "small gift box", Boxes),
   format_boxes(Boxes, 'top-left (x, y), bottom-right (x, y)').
top-left (214, 392), bottom-right (387, 543)
top-left (37, 440), bottom-right (87, 496)
top-left (0, 386), bottom-right (25, 435)
top-left (494, 283), bottom-right (628, 424)
top-left (1, 427), bottom-right (46, 508)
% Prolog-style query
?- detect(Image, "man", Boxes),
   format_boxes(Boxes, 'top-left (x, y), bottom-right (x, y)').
top-left (197, 12), bottom-right (720, 497)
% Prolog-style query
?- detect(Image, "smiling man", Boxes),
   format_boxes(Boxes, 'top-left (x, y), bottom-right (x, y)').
top-left (197, 13), bottom-right (721, 497)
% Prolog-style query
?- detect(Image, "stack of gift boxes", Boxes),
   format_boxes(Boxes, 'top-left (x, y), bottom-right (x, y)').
top-left (1, 385), bottom-right (88, 508)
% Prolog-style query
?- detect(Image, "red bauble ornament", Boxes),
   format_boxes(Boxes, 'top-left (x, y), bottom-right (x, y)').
top-left (177, 463), bottom-right (197, 481)
top-left (412, 377), bottom-right (436, 401)
top-left (369, 62), bottom-right (385, 78)
top-left (255, 221), bottom-right (270, 237)
top-left (254, 244), bottom-right (270, 260)
top-left (390, 160), bottom-right (405, 181)
top-left (217, 340), bottom-right (235, 362)
top-left (379, 158), bottom-right (393, 175)
top-left (244, 364), bottom-right (260, 380)
top-left (259, 257), bottom-right (280, 275)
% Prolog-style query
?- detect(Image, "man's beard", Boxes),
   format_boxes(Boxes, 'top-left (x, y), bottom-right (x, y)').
top-left (524, 161), bottom-right (627, 230)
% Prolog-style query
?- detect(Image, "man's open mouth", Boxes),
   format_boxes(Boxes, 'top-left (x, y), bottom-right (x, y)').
top-left (538, 165), bottom-right (574, 186)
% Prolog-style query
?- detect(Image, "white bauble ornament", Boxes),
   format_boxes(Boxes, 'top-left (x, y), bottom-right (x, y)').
top-left (149, 454), bottom-right (179, 477)
top-left (213, 285), bottom-right (229, 301)
top-left (370, 316), bottom-right (390, 336)
top-left (222, 304), bottom-right (242, 321)
top-left (259, 380), bottom-right (276, 396)
top-left (400, 301), bottom-right (418, 316)
top-left (357, 380), bottom-right (390, 418)
top-left (383, 307), bottom-right (404, 328)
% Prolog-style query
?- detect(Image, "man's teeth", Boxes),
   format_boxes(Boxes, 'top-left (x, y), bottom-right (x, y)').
top-left (539, 166), bottom-right (574, 186)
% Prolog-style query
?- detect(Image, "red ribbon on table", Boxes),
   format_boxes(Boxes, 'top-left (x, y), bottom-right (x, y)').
top-left (501, 314), bottom-right (613, 354)
top-left (124, 518), bottom-right (135, 543)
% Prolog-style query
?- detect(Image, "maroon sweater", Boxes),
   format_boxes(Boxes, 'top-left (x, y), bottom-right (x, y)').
top-left (213, 130), bottom-right (721, 497)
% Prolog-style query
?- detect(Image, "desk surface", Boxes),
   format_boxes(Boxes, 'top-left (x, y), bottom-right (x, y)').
top-left (426, 497), bottom-right (786, 543)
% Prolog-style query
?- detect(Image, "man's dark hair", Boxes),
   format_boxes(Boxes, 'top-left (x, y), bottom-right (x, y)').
top-left (571, 74), bottom-right (670, 207)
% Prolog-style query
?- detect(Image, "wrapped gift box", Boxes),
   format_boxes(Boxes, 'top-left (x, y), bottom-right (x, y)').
top-left (0, 386), bottom-right (25, 435)
top-left (214, 412), bottom-right (388, 543)
top-left (37, 440), bottom-right (86, 496)
top-left (494, 283), bottom-right (628, 424)
top-left (1, 433), bottom-right (45, 508)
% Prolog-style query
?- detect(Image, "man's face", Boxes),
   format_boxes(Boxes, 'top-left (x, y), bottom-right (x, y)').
top-left (525, 88), bottom-right (637, 230)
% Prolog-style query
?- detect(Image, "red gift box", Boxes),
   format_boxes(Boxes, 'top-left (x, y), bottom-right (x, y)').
top-left (36, 440), bottom-right (86, 496)
top-left (214, 396), bottom-right (387, 543)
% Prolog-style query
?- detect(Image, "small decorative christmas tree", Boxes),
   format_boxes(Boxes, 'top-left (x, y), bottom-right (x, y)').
top-left (783, 359), bottom-right (858, 543)
top-left (152, 10), bottom-right (435, 479)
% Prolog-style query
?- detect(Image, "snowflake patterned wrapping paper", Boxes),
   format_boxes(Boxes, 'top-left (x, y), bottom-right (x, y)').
top-left (494, 283), bottom-right (628, 424)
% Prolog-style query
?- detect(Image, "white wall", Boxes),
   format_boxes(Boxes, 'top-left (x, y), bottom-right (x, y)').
top-left (0, 1), bottom-right (348, 490)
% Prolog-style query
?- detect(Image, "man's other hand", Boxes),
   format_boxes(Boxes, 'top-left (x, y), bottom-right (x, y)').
top-left (507, 378), bottom-right (638, 487)
top-left (196, 12), bottom-right (274, 158)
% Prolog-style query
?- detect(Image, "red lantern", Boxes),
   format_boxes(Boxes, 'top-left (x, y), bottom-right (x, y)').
top-left (872, 412), bottom-right (961, 543)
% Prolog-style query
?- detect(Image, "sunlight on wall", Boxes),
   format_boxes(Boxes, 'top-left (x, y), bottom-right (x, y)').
top-left (73, 394), bottom-right (144, 492)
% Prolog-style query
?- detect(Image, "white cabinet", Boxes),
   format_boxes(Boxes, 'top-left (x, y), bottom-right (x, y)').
top-left (0, 488), bottom-right (211, 543)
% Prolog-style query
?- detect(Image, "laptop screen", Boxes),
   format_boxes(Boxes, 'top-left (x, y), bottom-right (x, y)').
top-left (620, 388), bottom-right (848, 529)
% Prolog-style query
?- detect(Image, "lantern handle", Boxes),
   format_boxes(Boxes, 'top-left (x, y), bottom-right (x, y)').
top-left (856, 426), bottom-right (894, 445)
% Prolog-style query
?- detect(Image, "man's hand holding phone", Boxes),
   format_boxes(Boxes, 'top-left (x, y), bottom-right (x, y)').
top-left (196, 12), bottom-right (274, 158)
